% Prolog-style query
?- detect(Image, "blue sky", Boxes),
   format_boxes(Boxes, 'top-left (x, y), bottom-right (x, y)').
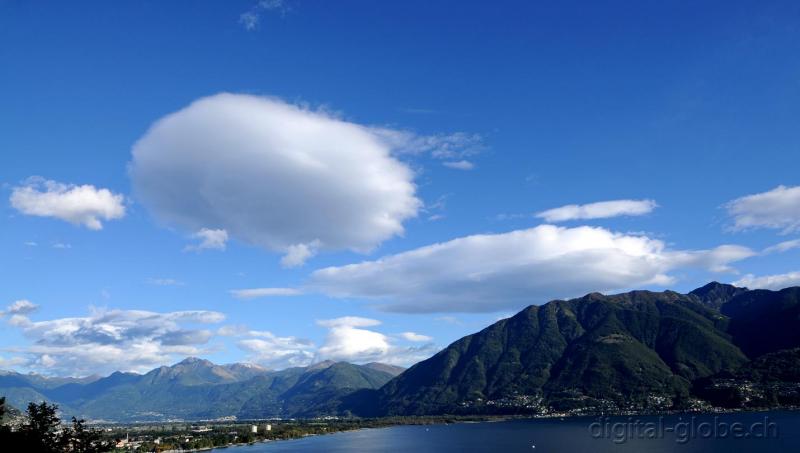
top-left (1, 0), bottom-right (800, 376)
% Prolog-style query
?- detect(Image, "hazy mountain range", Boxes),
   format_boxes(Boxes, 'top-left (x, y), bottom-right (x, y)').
top-left (0, 358), bottom-right (403, 422)
top-left (2, 282), bottom-right (800, 421)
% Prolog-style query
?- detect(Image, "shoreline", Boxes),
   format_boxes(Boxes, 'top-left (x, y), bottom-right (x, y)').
top-left (193, 407), bottom-right (799, 452)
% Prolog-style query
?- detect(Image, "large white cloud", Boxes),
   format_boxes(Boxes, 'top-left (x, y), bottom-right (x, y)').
top-left (10, 177), bottom-right (126, 230)
top-left (5, 308), bottom-right (225, 375)
top-left (314, 316), bottom-right (437, 366)
top-left (726, 185), bottom-right (800, 233)
top-left (229, 316), bottom-right (437, 368)
top-left (315, 317), bottom-right (391, 363)
top-left (130, 93), bottom-right (422, 266)
top-left (310, 225), bottom-right (754, 313)
top-left (733, 272), bottom-right (800, 291)
top-left (536, 199), bottom-right (657, 222)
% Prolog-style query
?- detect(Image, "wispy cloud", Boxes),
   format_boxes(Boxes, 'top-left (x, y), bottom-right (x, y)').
top-left (733, 271), bottom-right (800, 291)
top-left (371, 128), bottom-right (485, 161)
top-left (764, 239), bottom-right (800, 254)
top-left (399, 107), bottom-right (438, 115)
top-left (536, 199), bottom-right (657, 223)
top-left (442, 160), bottom-right (475, 170)
top-left (229, 287), bottom-right (303, 299)
top-left (147, 278), bottom-right (185, 287)
top-left (239, 0), bottom-right (288, 31)
top-left (726, 185), bottom-right (800, 233)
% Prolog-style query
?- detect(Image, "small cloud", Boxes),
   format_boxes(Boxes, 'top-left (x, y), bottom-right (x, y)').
top-left (147, 278), bottom-right (185, 287)
top-left (239, 0), bottom-right (288, 31)
top-left (281, 240), bottom-right (320, 268)
top-left (494, 213), bottom-right (530, 222)
top-left (10, 177), bottom-right (126, 230)
top-left (184, 228), bottom-right (228, 252)
top-left (525, 173), bottom-right (540, 184)
top-left (52, 242), bottom-right (72, 249)
top-left (23, 241), bottom-right (38, 247)
top-left (1, 299), bottom-right (39, 316)
top-left (725, 185), bottom-right (800, 233)
top-left (442, 160), bottom-right (475, 170)
top-left (229, 287), bottom-right (303, 299)
top-left (398, 331), bottom-right (433, 342)
top-left (239, 12), bottom-right (260, 30)
top-left (399, 107), bottom-right (438, 115)
top-left (435, 316), bottom-right (463, 325)
top-left (536, 199), bottom-right (658, 223)
top-left (428, 214), bottom-right (445, 221)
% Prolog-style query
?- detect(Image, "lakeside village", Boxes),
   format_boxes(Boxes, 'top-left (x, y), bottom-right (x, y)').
top-left (57, 397), bottom-right (767, 452)
top-left (5, 383), bottom-right (797, 452)
top-left (51, 416), bottom-right (488, 452)
top-left (83, 416), bottom-right (494, 452)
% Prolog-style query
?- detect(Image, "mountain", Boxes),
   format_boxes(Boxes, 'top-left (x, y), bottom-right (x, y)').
top-left (0, 359), bottom-right (398, 422)
top-left (721, 287), bottom-right (800, 358)
top-left (689, 281), bottom-right (749, 309)
top-left (347, 284), bottom-right (800, 416)
top-left (4, 283), bottom-right (800, 421)
top-left (363, 363), bottom-right (406, 377)
top-left (694, 348), bottom-right (800, 409)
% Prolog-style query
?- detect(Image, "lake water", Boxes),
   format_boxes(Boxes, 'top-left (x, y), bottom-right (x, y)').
top-left (225, 411), bottom-right (800, 452)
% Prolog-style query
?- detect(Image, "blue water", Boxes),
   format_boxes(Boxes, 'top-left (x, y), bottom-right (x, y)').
top-left (226, 411), bottom-right (800, 452)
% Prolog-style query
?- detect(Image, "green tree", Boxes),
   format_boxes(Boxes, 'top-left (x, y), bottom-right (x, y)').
top-left (63, 417), bottom-right (112, 453)
top-left (21, 401), bottom-right (65, 452)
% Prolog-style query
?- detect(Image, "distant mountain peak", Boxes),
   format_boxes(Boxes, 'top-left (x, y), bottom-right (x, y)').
top-left (689, 281), bottom-right (748, 309)
top-left (224, 362), bottom-right (267, 370)
top-left (363, 362), bottom-right (406, 377)
top-left (307, 360), bottom-right (337, 371)
top-left (176, 357), bottom-right (213, 366)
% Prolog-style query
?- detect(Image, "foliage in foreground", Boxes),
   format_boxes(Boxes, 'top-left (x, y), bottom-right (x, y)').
top-left (0, 397), bottom-right (112, 453)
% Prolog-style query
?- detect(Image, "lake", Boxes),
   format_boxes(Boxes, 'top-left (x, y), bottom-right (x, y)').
top-left (224, 411), bottom-right (800, 452)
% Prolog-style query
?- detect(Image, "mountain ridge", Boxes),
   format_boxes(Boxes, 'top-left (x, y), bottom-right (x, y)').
top-left (3, 282), bottom-right (800, 421)
top-left (345, 283), bottom-right (800, 416)
top-left (0, 359), bottom-right (404, 422)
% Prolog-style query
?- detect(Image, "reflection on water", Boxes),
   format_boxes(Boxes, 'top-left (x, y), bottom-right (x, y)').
top-left (222, 411), bottom-right (800, 452)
